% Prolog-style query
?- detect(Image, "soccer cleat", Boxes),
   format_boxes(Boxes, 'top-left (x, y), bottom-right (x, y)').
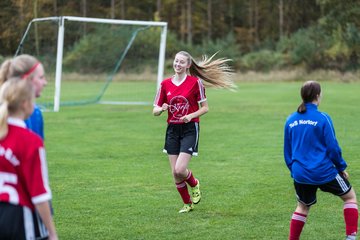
top-left (178, 203), bottom-right (194, 213)
top-left (191, 180), bottom-right (201, 204)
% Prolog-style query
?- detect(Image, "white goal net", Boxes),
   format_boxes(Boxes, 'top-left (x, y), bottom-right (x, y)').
top-left (16, 16), bottom-right (167, 111)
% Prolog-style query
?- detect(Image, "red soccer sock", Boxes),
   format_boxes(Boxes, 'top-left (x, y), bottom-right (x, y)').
top-left (176, 181), bottom-right (191, 204)
top-left (185, 171), bottom-right (198, 188)
top-left (289, 212), bottom-right (307, 240)
top-left (344, 202), bottom-right (358, 236)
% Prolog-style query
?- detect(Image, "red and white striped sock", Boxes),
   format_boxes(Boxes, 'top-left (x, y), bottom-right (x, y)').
top-left (176, 181), bottom-right (191, 204)
top-left (185, 171), bottom-right (198, 188)
top-left (289, 212), bottom-right (307, 240)
top-left (344, 202), bottom-right (358, 236)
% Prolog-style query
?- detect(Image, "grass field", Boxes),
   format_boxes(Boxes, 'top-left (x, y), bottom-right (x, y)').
top-left (43, 81), bottom-right (360, 239)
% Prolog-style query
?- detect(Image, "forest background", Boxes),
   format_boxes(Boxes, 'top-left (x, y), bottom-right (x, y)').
top-left (0, 0), bottom-right (359, 75)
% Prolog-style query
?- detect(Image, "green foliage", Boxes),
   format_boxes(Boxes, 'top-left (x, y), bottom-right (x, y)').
top-left (163, 31), bottom-right (187, 59)
top-left (195, 33), bottom-right (242, 61)
top-left (63, 26), bottom-right (131, 73)
top-left (277, 26), bottom-right (332, 69)
top-left (3, 0), bottom-right (359, 72)
top-left (239, 50), bottom-right (284, 72)
top-left (312, 0), bottom-right (360, 71)
top-left (324, 25), bottom-right (351, 70)
top-left (344, 23), bottom-right (360, 70)
top-left (61, 29), bottom-right (243, 76)
top-left (324, 23), bottom-right (360, 71)
top-left (63, 26), bottom-right (163, 74)
top-left (344, 23), bottom-right (360, 51)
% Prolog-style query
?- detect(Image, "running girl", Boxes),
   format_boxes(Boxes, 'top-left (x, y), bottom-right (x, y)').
top-left (153, 51), bottom-right (235, 213)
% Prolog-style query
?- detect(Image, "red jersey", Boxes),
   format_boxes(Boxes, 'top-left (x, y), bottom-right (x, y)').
top-left (0, 118), bottom-right (51, 210)
top-left (154, 75), bottom-right (207, 124)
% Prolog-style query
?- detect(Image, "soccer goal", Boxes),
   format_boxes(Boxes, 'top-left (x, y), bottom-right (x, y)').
top-left (15, 16), bottom-right (167, 112)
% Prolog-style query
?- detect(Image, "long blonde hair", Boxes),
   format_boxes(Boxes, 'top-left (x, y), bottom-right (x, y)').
top-left (0, 78), bottom-right (34, 139)
top-left (177, 51), bottom-right (236, 89)
top-left (0, 54), bottom-right (39, 85)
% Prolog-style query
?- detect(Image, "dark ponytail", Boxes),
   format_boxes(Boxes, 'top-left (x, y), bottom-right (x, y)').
top-left (297, 102), bottom-right (306, 113)
top-left (297, 81), bottom-right (321, 113)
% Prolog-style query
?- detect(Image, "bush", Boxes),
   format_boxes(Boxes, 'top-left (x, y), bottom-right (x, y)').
top-left (63, 25), bottom-right (171, 74)
top-left (193, 33), bottom-right (242, 61)
top-left (324, 23), bottom-right (360, 71)
top-left (239, 50), bottom-right (284, 72)
top-left (277, 26), bottom-right (332, 70)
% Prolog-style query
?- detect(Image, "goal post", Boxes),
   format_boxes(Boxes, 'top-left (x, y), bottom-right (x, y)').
top-left (16, 16), bottom-right (168, 112)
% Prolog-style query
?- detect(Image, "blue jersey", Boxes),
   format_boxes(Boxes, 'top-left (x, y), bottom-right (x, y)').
top-left (284, 103), bottom-right (347, 185)
top-left (25, 105), bottom-right (44, 140)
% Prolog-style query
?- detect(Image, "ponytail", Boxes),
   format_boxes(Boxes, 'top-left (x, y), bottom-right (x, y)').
top-left (0, 78), bottom-right (34, 140)
top-left (0, 101), bottom-right (9, 139)
top-left (0, 59), bottom-right (12, 86)
top-left (297, 80), bottom-right (321, 114)
top-left (297, 102), bottom-right (306, 113)
top-left (0, 54), bottom-right (39, 85)
top-left (178, 51), bottom-right (236, 90)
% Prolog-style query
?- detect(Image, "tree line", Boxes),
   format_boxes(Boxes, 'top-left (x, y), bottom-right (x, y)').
top-left (0, 0), bottom-right (359, 72)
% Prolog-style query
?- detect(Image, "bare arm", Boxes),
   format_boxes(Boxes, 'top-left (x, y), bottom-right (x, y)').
top-left (180, 101), bottom-right (209, 123)
top-left (153, 103), bottom-right (169, 116)
top-left (35, 201), bottom-right (58, 240)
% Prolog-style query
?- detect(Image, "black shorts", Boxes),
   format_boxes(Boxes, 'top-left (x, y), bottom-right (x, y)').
top-left (164, 122), bottom-right (200, 156)
top-left (294, 173), bottom-right (352, 206)
top-left (0, 202), bottom-right (48, 240)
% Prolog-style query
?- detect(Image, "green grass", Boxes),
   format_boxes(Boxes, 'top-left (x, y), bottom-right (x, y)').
top-left (44, 81), bottom-right (360, 239)
top-left (38, 79), bottom-right (158, 108)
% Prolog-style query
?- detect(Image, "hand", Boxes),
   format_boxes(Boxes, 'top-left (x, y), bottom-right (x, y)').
top-left (180, 115), bottom-right (192, 123)
top-left (161, 103), bottom-right (169, 112)
top-left (341, 170), bottom-right (349, 180)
